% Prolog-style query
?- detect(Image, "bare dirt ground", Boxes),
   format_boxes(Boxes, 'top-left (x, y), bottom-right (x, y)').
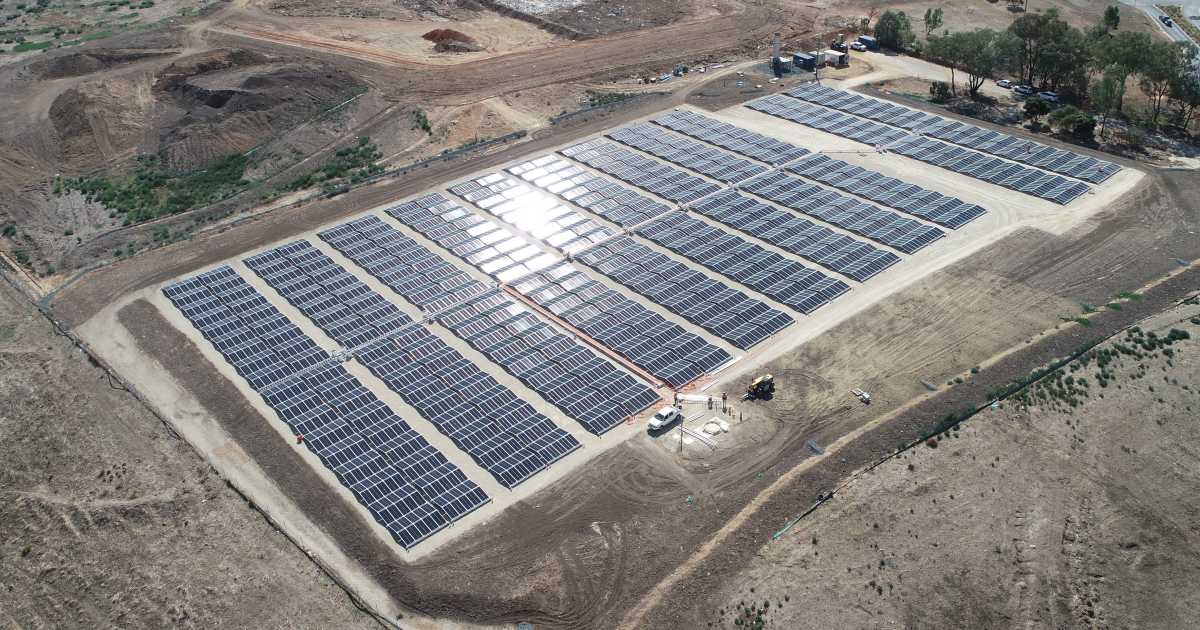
top-left (0, 276), bottom-right (380, 629)
top-left (683, 303), bottom-right (1200, 630)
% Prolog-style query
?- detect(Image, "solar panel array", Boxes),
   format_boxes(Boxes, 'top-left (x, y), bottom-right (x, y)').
top-left (607, 123), bottom-right (768, 184)
top-left (884, 136), bottom-right (1091, 205)
top-left (748, 94), bottom-right (908, 145)
top-left (386, 194), bottom-right (730, 387)
top-left (164, 266), bottom-right (326, 389)
top-left (387, 194), bottom-right (561, 284)
top-left (242, 240), bottom-right (582, 489)
top-left (740, 171), bottom-right (945, 254)
top-left (749, 94), bottom-right (1093, 205)
top-left (496, 154), bottom-right (850, 317)
top-left (691, 190), bottom-right (900, 282)
top-left (356, 329), bottom-right (582, 489)
top-left (446, 173), bottom-right (791, 347)
top-left (638, 211), bottom-right (850, 314)
top-left (787, 154), bottom-right (986, 229)
top-left (449, 174), bottom-right (615, 255)
top-left (244, 242), bottom-right (412, 348)
top-left (560, 139), bottom-right (721, 204)
top-left (317, 215), bottom-right (488, 314)
top-left (439, 290), bottom-right (660, 433)
top-left (508, 155), bottom-right (669, 227)
top-left (575, 235), bottom-right (795, 349)
top-left (787, 83), bottom-right (1120, 183)
top-left (652, 109), bottom-right (811, 165)
top-left (318, 215), bottom-right (659, 435)
top-left (512, 262), bottom-right (732, 387)
top-left (163, 266), bottom-right (489, 549)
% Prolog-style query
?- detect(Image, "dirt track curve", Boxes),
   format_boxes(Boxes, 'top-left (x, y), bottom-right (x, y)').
top-left (211, 3), bottom-right (802, 105)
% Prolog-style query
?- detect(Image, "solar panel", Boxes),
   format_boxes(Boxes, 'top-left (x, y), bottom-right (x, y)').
top-left (163, 267), bottom-right (488, 549)
top-left (560, 139), bottom-right (721, 204)
top-left (652, 109), bottom-right (811, 165)
top-left (507, 154), bottom-right (670, 227)
top-left (690, 190), bottom-right (900, 282)
top-left (320, 211), bottom-right (661, 432)
top-left (747, 94), bottom-right (1094, 205)
top-left (606, 123), bottom-right (769, 184)
top-left (449, 175), bottom-right (614, 256)
top-left (787, 154), bottom-right (986, 229)
top-left (636, 210), bottom-right (850, 314)
top-left (786, 83), bottom-right (1120, 183)
top-left (739, 171), bottom-right (945, 254)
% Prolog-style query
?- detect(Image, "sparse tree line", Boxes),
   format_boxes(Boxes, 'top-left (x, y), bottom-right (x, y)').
top-left (872, 6), bottom-right (1200, 139)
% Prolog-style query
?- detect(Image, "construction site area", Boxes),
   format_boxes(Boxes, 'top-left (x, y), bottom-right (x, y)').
top-left (3, 0), bottom-right (1200, 629)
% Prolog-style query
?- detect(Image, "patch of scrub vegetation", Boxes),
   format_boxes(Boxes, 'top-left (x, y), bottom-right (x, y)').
top-left (586, 90), bottom-right (639, 107)
top-left (284, 136), bottom-right (383, 196)
top-left (1009, 325), bottom-right (1192, 413)
top-left (62, 153), bottom-right (251, 224)
top-left (411, 108), bottom-right (431, 134)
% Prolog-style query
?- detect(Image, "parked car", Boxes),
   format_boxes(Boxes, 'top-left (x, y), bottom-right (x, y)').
top-left (647, 406), bottom-right (682, 431)
top-left (1014, 84), bottom-right (1035, 96)
top-left (1038, 91), bottom-right (1060, 103)
top-left (849, 41), bottom-right (867, 52)
top-left (996, 79), bottom-right (1014, 89)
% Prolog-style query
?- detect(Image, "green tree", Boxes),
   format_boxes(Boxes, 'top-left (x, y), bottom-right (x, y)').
top-left (1169, 71), bottom-right (1200, 131)
top-left (1024, 98), bottom-right (1051, 127)
top-left (1090, 66), bottom-right (1126, 136)
top-left (1089, 30), bottom-right (1152, 113)
top-left (1007, 9), bottom-right (1070, 86)
top-left (926, 32), bottom-right (962, 94)
top-left (1035, 26), bottom-right (1091, 98)
top-left (1102, 6), bottom-right (1120, 34)
top-left (875, 10), bottom-right (916, 51)
top-left (1048, 105), bottom-right (1097, 141)
top-left (1139, 41), bottom-right (1196, 127)
top-left (923, 7), bottom-right (943, 39)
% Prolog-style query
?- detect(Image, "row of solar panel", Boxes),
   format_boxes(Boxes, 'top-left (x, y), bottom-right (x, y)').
top-left (355, 328), bottom-right (582, 489)
top-left (508, 155), bottom-right (670, 227)
top-left (561, 139), bottom-right (721, 204)
top-left (498, 150), bottom-right (855, 314)
top-left (243, 242), bottom-right (413, 348)
top-left (885, 136), bottom-right (1091, 205)
top-left (439, 290), bottom-right (661, 433)
top-left (382, 195), bottom-right (561, 285)
top-left (747, 95), bottom-right (1090, 205)
top-left (449, 174), bottom-right (615, 255)
top-left (573, 235), bottom-right (795, 349)
top-left (261, 362), bottom-right (489, 545)
top-left (447, 171), bottom-right (795, 350)
top-left (242, 240), bottom-right (582, 490)
top-left (787, 83), bottom-right (1120, 183)
top-left (652, 109), bottom-right (811, 165)
top-left (748, 95), bottom-right (909, 145)
top-left (163, 266), bottom-right (488, 549)
top-left (607, 123), bottom-right (768, 184)
top-left (691, 190), bottom-right (901, 282)
top-left (319, 215), bottom-right (660, 434)
top-left (504, 148), bottom-right (892, 296)
top-left (740, 171), bottom-right (945, 254)
top-left (511, 262), bottom-right (733, 387)
top-left (317, 216), bottom-right (489, 314)
top-left (787, 154), bottom-right (986, 229)
top-left (385, 194), bottom-right (731, 387)
top-left (637, 210), bottom-right (850, 313)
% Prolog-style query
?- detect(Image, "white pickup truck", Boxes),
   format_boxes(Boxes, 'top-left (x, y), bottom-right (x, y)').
top-left (647, 406), bottom-right (682, 431)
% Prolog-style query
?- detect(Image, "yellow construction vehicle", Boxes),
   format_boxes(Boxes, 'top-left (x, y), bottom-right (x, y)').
top-left (743, 374), bottom-right (775, 400)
